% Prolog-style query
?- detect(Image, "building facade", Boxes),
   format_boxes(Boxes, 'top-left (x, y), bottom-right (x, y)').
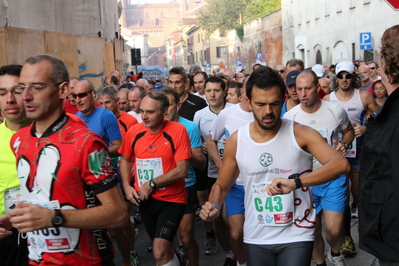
top-left (282, 0), bottom-right (399, 67)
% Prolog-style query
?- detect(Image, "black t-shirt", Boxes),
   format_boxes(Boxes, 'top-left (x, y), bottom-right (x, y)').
top-left (178, 93), bottom-right (208, 121)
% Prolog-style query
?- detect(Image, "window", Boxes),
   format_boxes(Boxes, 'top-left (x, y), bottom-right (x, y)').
top-left (146, 13), bottom-right (149, 20)
top-left (161, 12), bottom-right (164, 18)
top-left (216, 46), bottom-right (226, 58)
top-left (154, 56), bottom-right (158, 64)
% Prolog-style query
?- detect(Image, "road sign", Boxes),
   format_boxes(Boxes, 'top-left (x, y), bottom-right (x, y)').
top-left (385, 0), bottom-right (399, 10)
top-left (206, 63), bottom-right (211, 68)
top-left (256, 53), bottom-right (263, 61)
top-left (236, 60), bottom-right (243, 67)
top-left (360, 32), bottom-right (372, 50)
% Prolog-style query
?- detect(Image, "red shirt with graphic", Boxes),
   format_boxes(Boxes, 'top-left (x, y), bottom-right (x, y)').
top-left (10, 115), bottom-right (117, 265)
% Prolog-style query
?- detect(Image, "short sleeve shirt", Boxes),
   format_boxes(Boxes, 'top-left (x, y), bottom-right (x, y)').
top-left (10, 115), bottom-right (117, 265)
top-left (118, 120), bottom-right (192, 203)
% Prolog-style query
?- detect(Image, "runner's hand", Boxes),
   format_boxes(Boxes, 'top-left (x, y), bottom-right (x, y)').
top-left (267, 178), bottom-right (296, 196)
top-left (200, 202), bottom-right (219, 222)
top-left (9, 202), bottom-right (53, 233)
top-left (353, 122), bottom-right (365, 138)
top-left (333, 140), bottom-right (347, 156)
top-left (124, 186), bottom-right (140, 206)
top-left (139, 182), bottom-right (153, 201)
top-left (0, 215), bottom-right (12, 239)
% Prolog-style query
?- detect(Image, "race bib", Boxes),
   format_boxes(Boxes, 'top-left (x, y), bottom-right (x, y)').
top-left (252, 183), bottom-right (294, 226)
top-left (4, 187), bottom-right (22, 214)
top-left (345, 137), bottom-right (356, 158)
top-left (217, 137), bottom-right (227, 159)
top-left (26, 200), bottom-right (78, 254)
top-left (136, 158), bottom-right (164, 188)
top-left (316, 127), bottom-right (329, 143)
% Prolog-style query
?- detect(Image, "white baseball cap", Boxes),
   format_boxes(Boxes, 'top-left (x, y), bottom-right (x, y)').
top-left (311, 64), bottom-right (325, 78)
top-left (335, 61), bottom-right (355, 75)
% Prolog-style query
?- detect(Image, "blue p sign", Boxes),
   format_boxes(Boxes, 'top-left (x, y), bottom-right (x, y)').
top-left (360, 32), bottom-right (372, 50)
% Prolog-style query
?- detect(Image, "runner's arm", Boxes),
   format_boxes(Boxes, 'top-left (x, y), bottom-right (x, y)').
top-left (190, 146), bottom-right (206, 170)
top-left (108, 138), bottom-right (122, 157)
top-left (201, 132), bottom-right (239, 221)
top-left (120, 155), bottom-right (140, 205)
top-left (206, 134), bottom-right (222, 169)
top-left (9, 185), bottom-right (127, 233)
top-left (267, 124), bottom-right (350, 195)
top-left (334, 122), bottom-right (355, 155)
top-left (139, 159), bottom-right (189, 201)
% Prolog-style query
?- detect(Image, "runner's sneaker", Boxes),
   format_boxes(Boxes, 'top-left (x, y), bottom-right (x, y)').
top-left (327, 249), bottom-right (346, 266)
top-left (177, 246), bottom-right (185, 258)
top-left (175, 250), bottom-right (190, 266)
top-left (341, 236), bottom-right (357, 255)
top-left (130, 251), bottom-right (140, 266)
top-left (223, 257), bottom-right (237, 266)
top-left (147, 241), bottom-right (153, 253)
top-left (203, 235), bottom-right (217, 255)
top-left (351, 203), bottom-right (358, 218)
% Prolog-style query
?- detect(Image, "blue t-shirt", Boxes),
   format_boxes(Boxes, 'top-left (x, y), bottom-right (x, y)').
top-left (76, 107), bottom-right (122, 145)
top-left (178, 117), bottom-right (202, 187)
top-left (280, 100), bottom-right (288, 117)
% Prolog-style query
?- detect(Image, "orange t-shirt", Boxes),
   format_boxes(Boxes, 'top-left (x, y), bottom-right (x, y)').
top-left (117, 111), bottom-right (138, 137)
top-left (119, 120), bottom-right (191, 203)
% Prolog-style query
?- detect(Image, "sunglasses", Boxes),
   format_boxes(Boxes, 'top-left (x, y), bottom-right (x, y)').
top-left (277, 70), bottom-right (285, 74)
top-left (336, 73), bottom-right (353, 79)
top-left (369, 67), bottom-right (376, 70)
top-left (70, 90), bottom-right (94, 99)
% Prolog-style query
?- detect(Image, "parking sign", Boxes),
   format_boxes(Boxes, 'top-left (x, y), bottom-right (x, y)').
top-left (360, 32), bottom-right (372, 50)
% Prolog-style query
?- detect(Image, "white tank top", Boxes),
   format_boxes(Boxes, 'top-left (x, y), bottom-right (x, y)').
top-left (330, 89), bottom-right (367, 125)
top-left (236, 119), bottom-right (315, 245)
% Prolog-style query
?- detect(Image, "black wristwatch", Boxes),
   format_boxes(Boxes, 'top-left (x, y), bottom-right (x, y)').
top-left (149, 180), bottom-right (157, 189)
top-left (288, 173), bottom-right (303, 189)
top-left (52, 209), bottom-right (64, 227)
top-left (340, 141), bottom-right (349, 150)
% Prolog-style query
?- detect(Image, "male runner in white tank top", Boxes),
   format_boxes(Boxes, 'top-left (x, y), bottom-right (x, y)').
top-left (200, 66), bottom-right (349, 266)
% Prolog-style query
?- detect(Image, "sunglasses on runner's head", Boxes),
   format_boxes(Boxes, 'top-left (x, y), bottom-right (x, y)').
top-left (336, 73), bottom-right (353, 79)
top-left (70, 90), bottom-right (94, 99)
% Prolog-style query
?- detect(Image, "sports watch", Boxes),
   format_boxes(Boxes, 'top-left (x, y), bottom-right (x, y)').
top-left (52, 209), bottom-right (64, 227)
top-left (288, 173), bottom-right (303, 189)
top-left (149, 180), bottom-right (157, 189)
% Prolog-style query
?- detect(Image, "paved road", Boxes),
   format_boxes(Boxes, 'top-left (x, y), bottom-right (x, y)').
top-left (113, 206), bottom-right (380, 266)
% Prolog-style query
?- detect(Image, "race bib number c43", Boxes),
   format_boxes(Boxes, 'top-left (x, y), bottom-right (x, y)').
top-left (136, 158), bottom-right (164, 188)
top-left (252, 183), bottom-right (294, 226)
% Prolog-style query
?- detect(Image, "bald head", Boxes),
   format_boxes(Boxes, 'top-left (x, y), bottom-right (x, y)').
top-left (118, 88), bottom-right (130, 112)
top-left (358, 65), bottom-right (370, 82)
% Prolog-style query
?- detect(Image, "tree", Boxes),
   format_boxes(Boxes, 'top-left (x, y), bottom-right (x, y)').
top-left (198, 0), bottom-right (247, 35)
top-left (198, 0), bottom-right (281, 35)
top-left (245, 0), bottom-right (281, 21)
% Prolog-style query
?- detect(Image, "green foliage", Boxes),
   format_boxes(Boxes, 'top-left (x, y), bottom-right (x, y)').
top-left (245, 0), bottom-right (281, 21)
top-left (235, 23), bottom-right (244, 41)
top-left (198, 0), bottom-right (280, 36)
top-left (199, 0), bottom-right (246, 35)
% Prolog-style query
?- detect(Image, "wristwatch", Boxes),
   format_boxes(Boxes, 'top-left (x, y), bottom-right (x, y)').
top-left (52, 209), bottom-right (64, 227)
top-left (149, 180), bottom-right (157, 189)
top-left (288, 173), bottom-right (303, 189)
top-left (340, 141), bottom-right (349, 150)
